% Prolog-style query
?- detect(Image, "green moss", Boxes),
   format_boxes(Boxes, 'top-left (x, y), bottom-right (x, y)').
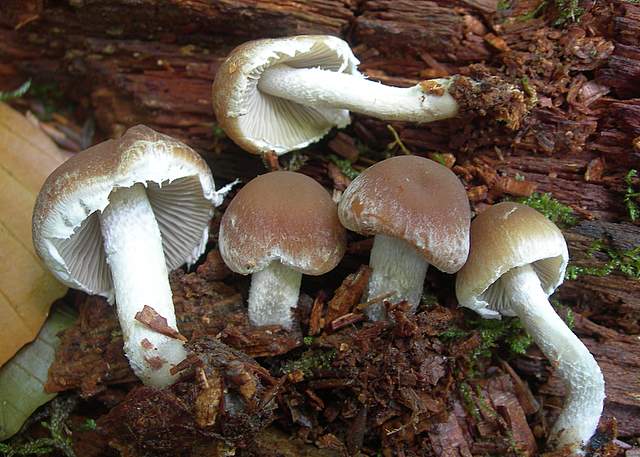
top-left (459, 382), bottom-right (481, 421)
top-left (1, 396), bottom-right (77, 457)
top-left (284, 151), bottom-right (309, 172)
top-left (212, 125), bottom-right (226, 140)
top-left (281, 349), bottom-right (336, 377)
top-left (566, 240), bottom-right (640, 280)
top-left (517, 1), bottom-right (547, 21)
top-left (497, 0), bottom-right (511, 11)
top-left (303, 336), bottom-right (314, 346)
top-left (328, 154), bottom-right (359, 180)
top-left (77, 419), bottom-right (96, 432)
top-left (439, 317), bottom-right (532, 360)
top-left (516, 0), bottom-right (584, 25)
top-left (624, 169), bottom-right (639, 222)
top-left (0, 80), bottom-right (31, 102)
top-left (430, 153), bottom-right (448, 167)
top-left (554, 0), bottom-right (584, 25)
top-left (516, 192), bottom-right (577, 227)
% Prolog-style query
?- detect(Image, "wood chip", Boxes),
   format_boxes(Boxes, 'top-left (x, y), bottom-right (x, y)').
top-left (467, 185), bottom-right (488, 202)
top-left (493, 176), bottom-right (537, 197)
top-left (326, 161), bottom-right (352, 191)
top-left (134, 305), bottom-right (187, 342)
top-left (328, 132), bottom-right (359, 161)
top-left (194, 366), bottom-right (222, 428)
top-left (309, 292), bottom-right (326, 336)
top-left (484, 33), bottom-right (511, 52)
top-left (585, 157), bottom-right (605, 182)
top-left (329, 312), bottom-right (365, 331)
top-left (325, 265), bottom-right (371, 324)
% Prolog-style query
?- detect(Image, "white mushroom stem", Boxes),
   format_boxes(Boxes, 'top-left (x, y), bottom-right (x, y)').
top-left (258, 65), bottom-right (459, 123)
top-left (502, 264), bottom-right (605, 452)
top-left (248, 260), bottom-right (302, 329)
top-left (366, 234), bottom-right (429, 321)
top-left (99, 183), bottom-right (186, 388)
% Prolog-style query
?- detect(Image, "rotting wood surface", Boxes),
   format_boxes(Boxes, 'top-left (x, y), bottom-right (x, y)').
top-left (1, 0), bottom-right (639, 453)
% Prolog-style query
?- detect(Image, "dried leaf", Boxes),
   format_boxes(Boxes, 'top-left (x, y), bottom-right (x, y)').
top-left (0, 103), bottom-right (71, 366)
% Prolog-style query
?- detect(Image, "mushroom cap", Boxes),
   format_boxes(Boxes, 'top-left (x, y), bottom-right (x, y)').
top-left (219, 171), bottom-right (346, 275)
top-left (33, 125), bottom-right (219, 302)
top-left (455, 202), bottom-right (569, 319)
top-left (338, 155), bottom-right (470, 273)
top-left (212, 35), bottom-right (359, 156)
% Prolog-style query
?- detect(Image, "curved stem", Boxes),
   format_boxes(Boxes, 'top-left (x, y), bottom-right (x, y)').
top-left (366, 234), bottom-right (429, 321)
top-left (503, 264), bottom-right (605, 452)
top-left (99, 183), bottom-right (186, 388)
top-left (248, 260), bottom-right (302, 329)
top-left (258, 65), bottom-right (459, 123)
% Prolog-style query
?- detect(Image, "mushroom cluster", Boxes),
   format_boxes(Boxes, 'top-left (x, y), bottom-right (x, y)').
top-left (28, 32), bottom-right (604, 455)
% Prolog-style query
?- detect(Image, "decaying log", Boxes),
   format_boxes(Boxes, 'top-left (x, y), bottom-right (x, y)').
top-left (1, 0), bottom-right (640, 449)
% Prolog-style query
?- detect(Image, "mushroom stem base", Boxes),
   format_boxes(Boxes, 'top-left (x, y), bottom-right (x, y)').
top-left (503, 264), bottom-right (604, 452)
top-left (366, 234), bottom-right (429, 321)
top-left (248, 260), bottom-right (302, 329)
top-left (99, 183), bottom-right (186, 388)
top-left (258, 65), bottom-right (459, 123)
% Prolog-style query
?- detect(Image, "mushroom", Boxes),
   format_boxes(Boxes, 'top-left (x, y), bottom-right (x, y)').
top-left (212, 35), bottom-right (460, 155)
top-left (338, 155), bottom-right (470, 320)
top-left (218, 171), bottom-right (346, 329)
top-left (455, 202), bottom-right (604, 452)
top-left (33, 125), bottom-right (230, 388)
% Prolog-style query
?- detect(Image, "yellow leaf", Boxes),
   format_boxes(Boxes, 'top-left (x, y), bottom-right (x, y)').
top-left (0, 103), bottom-right (70, 367)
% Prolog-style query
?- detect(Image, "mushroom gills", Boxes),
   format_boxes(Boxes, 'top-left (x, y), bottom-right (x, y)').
top-left (99, 183), bottom-right (186, 387)
top-left (258, 65), bottom-right (459, 123)
top-left (366, 234), bottom-right (429, 321)
top-left (248, 259), bottom-right (302, 329)
top-left (501, 264), bottom-right (605, 452)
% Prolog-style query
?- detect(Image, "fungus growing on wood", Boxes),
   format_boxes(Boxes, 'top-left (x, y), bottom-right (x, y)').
top-left (219, 171), bottom-right (346, 329)
top-left (338, 155), bottom-right (470, 320)
top-left (456, 202), bottom-right (605, 453)
top-left (33, 125), bottom-right (228, 387)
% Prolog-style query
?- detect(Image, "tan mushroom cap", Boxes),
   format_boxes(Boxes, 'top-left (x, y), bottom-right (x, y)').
top-left (33, 125), bottom-right (219, 302)
top-left (455, 202), bottom-right (569, 319)
top-left (212, 35), bottom-right (358, 155)
top-left (338, 155), bottom-right (470, 273)
top-left (219, 171), bottom-right (346, 275)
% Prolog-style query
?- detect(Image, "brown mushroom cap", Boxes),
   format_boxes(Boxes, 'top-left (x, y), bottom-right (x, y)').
top-left (455, 202), bottom-right (568, 318)
top-left (338, 155), bottom-right (470, 273)
top-left (219, 171), bottom-right (346, 275)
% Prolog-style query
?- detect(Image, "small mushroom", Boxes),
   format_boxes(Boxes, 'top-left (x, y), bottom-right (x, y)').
top-left (456, 202), bottom-right (605, 453)
top-left (218, 171), bottom-right (346, 329)
top-left (338, 156), bottom-right (470, 320)
top-left (33, 125), bottom-right (228, 388)
top-left (212, 35), bottom-right (460, 155)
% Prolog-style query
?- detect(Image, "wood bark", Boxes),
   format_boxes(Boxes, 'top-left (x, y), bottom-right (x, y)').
top-left (1, 0), bottom-right (639, 439)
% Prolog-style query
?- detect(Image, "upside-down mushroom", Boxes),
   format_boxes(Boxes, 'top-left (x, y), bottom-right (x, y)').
top-left (212, 35), bottom-right (472, 155)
